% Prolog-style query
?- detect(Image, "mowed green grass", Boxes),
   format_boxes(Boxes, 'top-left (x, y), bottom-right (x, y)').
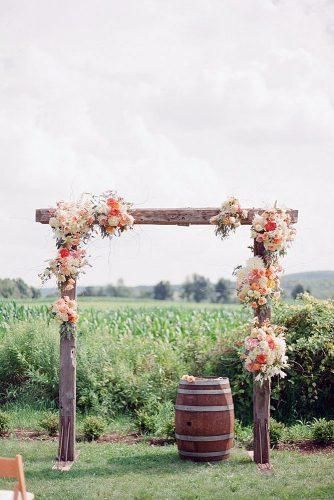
top-left (0, 439), bottom-right (333, 499)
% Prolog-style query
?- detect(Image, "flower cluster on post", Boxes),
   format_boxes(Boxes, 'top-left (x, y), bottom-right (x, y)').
top-left (212, 198), bottom-right (296, 382)
top-left (40, 192), bottom-right (134, 336)
top-left (242, 318), bottom-right (288, 382)
top-left (235, 257), bottom-right (282, 309)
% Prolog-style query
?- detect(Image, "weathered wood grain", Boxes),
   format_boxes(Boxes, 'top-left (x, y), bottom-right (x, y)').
top-left (36, 208), bottom-right (298, 226)
top-left (58, 281), bottom-right (77, 463)
top-left (253, 240), bottom-right (271, 465)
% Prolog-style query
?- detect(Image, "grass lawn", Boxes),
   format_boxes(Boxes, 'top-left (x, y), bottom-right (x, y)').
top-left (2, 404), bottom-right (136, 435)
top-left (0, 439), bottom-right (333, 499)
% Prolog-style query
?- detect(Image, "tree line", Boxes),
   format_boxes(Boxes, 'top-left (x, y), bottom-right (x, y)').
top-left (78, 276), bottom-right (311, 303)
top-left (0, 278), bottom-right (40, 299)
top-left (79, 274), bottom-right (234, 303)
top-left (0, 276), bottom-right (310, 303)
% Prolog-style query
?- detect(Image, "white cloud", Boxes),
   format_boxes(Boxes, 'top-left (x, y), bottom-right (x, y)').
top-left (0, 0), bottom-right (333, 287)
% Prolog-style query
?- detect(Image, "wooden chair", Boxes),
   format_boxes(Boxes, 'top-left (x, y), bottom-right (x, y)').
top-left (0, 455), bottom-right (34, 500)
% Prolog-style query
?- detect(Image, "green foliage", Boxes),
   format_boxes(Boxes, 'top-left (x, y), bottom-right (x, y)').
top-left (39, 412), bottom-right (58, 436)
top-left (83, 416), bottom-right (106, 441)
top-left (291, 284), bottom-right (305, 299)
top-left (269, 418), bottom-right (286, 446)
top-left (0, 278), bottom-right (40, 299)
top-left (0, 411), bottom-right (10, 436)
top-left (135, 397), bottom-right (175, 437)
top-left (0, 302), bottom-right (50, 331)
top-left (214, 278), bottom-right (232, 303)
top-left (282, 420), bottom-right (312, 443)
top-left (181, 274), bottom-right (213, 302)
top-left (0, 296), bottom-right (333, 429)
top-left (80, 279), bottom-right (132, 298)
top-left (153, 281), bottom-right (172, 301)
top-left (312, 418), bottom-right (334, 444)
top-left (281, 270), bottom-right (334, 300)
top-left (273, 294), bottom-right (334, 422)
top-left (0, 320), bottom-right (59, 404)
top-left (234, 419), bottom-right (252, 447)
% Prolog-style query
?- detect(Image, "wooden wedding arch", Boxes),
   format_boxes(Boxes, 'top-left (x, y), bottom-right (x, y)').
top-left (36, 206), bottom-right (298, 467)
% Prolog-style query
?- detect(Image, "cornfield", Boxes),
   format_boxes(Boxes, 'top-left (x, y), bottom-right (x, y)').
top-left (0, 300), bottom-right (248, 340)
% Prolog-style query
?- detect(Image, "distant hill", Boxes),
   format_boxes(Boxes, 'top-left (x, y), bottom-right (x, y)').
top-left (281, 271), bottom-right (334, 299)
top-left (39, 271), bottom-right (334, 300)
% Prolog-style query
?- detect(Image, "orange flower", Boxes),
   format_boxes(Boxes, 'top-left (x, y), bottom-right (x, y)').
top-left (107, 198), bottom-right (120, 210)
top-left (109, 208), bottom-right (120, 216)
top-left (267, 336), bottom-right (276, 350)
top-left (247, 361), bottom-right (261, 372)
top-left (106, 226), bottom-right (115, 234)
top-left (256, 354), bottom-right (267, 364)
top-left (69, 313), bottom-right (78, 323)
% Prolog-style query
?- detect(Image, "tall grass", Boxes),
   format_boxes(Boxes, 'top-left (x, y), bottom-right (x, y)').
top-left (1, 296), bottom-right (333, 426)
top-left (0, 302), bottom-right (248, 421)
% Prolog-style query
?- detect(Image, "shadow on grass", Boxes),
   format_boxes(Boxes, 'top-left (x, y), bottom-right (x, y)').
top-left (28, 448), bottom-right (252, 482)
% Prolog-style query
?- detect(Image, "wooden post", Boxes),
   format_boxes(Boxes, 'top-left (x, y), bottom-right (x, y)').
top-left (58, 280), bottom-right (77, 462)
top-left (253, 240), bottom-right (271, 465)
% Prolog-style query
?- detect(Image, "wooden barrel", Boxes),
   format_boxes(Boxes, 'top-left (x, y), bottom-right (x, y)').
top-left (175, 377), bottom-right (234, 462)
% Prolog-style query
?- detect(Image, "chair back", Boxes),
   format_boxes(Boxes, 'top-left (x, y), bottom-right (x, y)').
top-left (0, 455), bottom-right (28, 500)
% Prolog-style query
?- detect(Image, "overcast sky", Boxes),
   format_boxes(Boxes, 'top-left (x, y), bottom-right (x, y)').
top-left (1, 0), bottom-right (333, 288)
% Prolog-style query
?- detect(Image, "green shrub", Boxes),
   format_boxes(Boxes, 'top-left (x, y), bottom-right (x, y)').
top-left (39, 412), bottom-right (58, 436)
top-left (272, 295), bottom-right (334, 422)
top-left (234, 419), bottom-right (252, 447)
top-left (0, 411), bottom-right (10, 436)
top-left (312, 418), bottom-right (334, 443)
top-left (283, 420), bottom-right (312, 443)
top-left (135, 397), bottom-right (175, 438)
top-left (83, 416), bottom-right (106, 441)
top-left (0, 319), bottom-right (59, 404)
top-left (269, 418), bottom-right (286, 446)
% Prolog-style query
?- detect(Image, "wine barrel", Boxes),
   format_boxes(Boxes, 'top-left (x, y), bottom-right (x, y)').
top-left (175, 377), bottom-right (234, 462)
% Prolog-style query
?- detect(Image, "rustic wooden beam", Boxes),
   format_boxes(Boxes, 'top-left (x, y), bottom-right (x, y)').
top-left (253, 239), bottom-right (271, 466)
top-left (35, 208), bottom-right (298, 226)
top-left (58, 280), bottom-right (77, 463)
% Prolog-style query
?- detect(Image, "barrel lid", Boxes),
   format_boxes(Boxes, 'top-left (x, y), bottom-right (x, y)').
top-left (180, 377), bottom-right (229, 385)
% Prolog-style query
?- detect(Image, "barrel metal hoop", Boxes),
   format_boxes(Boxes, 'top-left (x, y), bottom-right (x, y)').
top-left (179, 450), bottom-right (230, 457)
top-left (177, 389), bottom-right (231, 395)
top-left (175, 404), bottom-right (234, 412)
top-left (180, 378), bottom-right (229, 386)
top-left (175, 433), bottom-right (234, 442)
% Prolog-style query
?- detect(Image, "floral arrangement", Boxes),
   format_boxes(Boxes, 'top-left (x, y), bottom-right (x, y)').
top-left (210, 197), bottom-right (248, 240)
top-left (40, 248), bottom-right (89, 290)
top-left (94, 192), bottom-right (134, 238)
top-left (52, 296), bottom-right (78, 324)
top-left (241, 318), bottom-right (288, 382)
top-left (41, 191), bottom-right (134, 336)
top-left (235, 256), bottom-right (281, 309)
top-left (49, 199), bottom-right (95, 248)
top-left (251, 208), bottom-right (296, 256)
top-left (212, 197), bottom-right (296, 382)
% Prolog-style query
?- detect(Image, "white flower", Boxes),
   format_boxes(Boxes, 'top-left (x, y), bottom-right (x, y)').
top-left (245, 256), bottom-right (265, 271)
top-left (108, 216), bottom-right (120, 226)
